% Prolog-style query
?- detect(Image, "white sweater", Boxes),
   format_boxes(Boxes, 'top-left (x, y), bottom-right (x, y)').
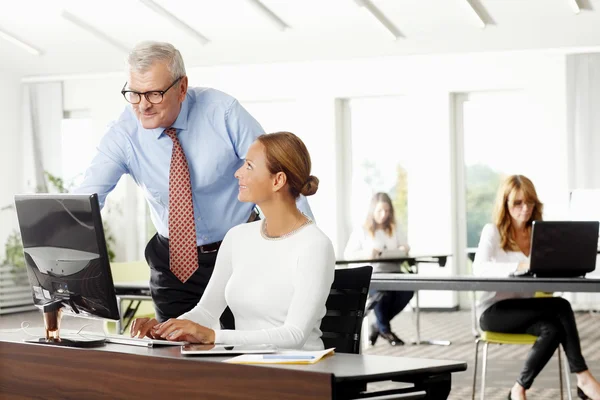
top-left (178, 220), bottom-right (336, 350)
top-left (344, 226), bottom-right (408, 273)
top-left (472, 223), bottom-right (534, 319)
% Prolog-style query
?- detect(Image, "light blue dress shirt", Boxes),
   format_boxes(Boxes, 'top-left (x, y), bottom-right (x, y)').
top-left (75, 87), bottom-right (313, 246)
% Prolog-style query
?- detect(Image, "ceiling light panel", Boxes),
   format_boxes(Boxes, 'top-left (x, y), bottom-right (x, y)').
top-left (0, 26), bottom-right (43, 55)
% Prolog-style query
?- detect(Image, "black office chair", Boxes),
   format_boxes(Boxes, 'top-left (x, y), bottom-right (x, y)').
top-left (321, 267), bottom-right (430, 400)
top-left (320, 265), bottom-right (372, 354)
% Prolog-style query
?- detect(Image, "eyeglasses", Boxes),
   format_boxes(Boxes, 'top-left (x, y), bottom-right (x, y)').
top-left (121, 77), bottom-right (182, 105)
top-left (510, 200), bottom-right (535, 209)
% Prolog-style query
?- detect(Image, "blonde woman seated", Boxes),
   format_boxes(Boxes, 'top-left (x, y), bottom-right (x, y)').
top-left (344, 192), bottom-right (413, 347)
top-left (473, 175), bottom-right (600, 400)
top-left (131, 132), bottom-right (335, 350)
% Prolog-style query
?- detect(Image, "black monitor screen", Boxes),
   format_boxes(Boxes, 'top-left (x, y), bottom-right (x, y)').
top-left (14, 194), bottom-right (119, 320)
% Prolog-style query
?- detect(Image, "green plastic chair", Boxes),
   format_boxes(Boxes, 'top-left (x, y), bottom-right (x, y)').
top-left (471, 292), bottom-right (572, 400)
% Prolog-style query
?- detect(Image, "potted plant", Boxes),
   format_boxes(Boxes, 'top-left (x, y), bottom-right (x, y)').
top-left (0, 216), bottom-right (33, 314)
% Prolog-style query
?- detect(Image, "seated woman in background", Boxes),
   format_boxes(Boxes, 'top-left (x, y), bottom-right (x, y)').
top-left (344, 192), bottom-right (414, 346)
top-left (131, 131), bottom-right (335, 350)
top-left (473, 174), bottom-right (600, 400)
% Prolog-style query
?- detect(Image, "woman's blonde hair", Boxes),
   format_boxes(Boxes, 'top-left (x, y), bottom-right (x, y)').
top-left (493, 175), bottom-right (543, 251)
top-left (364, 192), bottom-right (396, 237)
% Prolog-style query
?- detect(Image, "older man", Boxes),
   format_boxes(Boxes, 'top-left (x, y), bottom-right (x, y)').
top-left (75, 41), bottom-right (312, 334)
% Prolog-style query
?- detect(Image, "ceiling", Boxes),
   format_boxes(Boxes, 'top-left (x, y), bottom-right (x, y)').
top-left (1, 0), bottom-right (600, 78)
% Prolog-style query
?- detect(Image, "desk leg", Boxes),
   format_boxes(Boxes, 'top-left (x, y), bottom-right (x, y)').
top-left (411, 373), bottom-right (452, 400)
top-left (116, 296), bottom-right (123, 335)
top-left (415, 291), bottom-right (421, 343)
top-left (360, 314), bottom-right (369, 353)
top-left (410, 291), bottom-right (451, 346)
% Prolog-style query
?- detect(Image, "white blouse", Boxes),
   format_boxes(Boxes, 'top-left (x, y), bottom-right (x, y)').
top-left (344, 225), bottom-right (408, 273)
top-left (178, 220), bottom-right (336, 350)
top-left (472, 223), bottom-right (534, 319)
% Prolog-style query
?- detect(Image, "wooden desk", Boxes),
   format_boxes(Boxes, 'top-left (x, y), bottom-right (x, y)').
top-left (0, 334), bottom-right (466, 399)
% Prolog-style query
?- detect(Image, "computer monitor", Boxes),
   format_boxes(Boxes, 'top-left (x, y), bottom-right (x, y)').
top-left (14, 193), bottom-right (119, 347)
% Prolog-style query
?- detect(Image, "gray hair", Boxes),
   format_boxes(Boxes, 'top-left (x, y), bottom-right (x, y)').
top-left (127, 41), bottom-right (186, 80)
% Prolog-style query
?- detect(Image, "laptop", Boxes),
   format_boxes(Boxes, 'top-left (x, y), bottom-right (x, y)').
top-left (380, 249), bottom-right (408, 259)
top-left (516, 221), bottom-right (599, 278)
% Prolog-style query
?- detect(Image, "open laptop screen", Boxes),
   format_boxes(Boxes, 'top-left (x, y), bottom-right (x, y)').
top-left (529, 221), bottom-right (599, 278)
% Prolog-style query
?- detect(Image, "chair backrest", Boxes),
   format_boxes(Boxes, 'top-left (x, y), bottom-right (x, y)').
top-left (320, 266), bottom-right (372, 354)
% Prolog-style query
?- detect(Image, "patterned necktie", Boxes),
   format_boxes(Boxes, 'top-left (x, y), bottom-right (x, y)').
top-left (165, 128), bottom-right (198, 283)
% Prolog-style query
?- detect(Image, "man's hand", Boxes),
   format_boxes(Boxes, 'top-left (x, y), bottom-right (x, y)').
top-left (130, 317), bottom-right (160, 339)
top-left (155, 319), bottom-right (215, 344)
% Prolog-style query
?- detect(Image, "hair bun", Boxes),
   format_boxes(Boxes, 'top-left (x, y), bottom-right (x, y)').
top-left (300, 175), bottom-right (319, 196)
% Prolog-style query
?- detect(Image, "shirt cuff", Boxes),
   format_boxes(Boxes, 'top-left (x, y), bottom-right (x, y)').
top-left (213, 329), bottom-right (224, 344)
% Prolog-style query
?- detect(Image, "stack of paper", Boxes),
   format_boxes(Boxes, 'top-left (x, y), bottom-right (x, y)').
top-left (224, 348), bottom-right (335, 365)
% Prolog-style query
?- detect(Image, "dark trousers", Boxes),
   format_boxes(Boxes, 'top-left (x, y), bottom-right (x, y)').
top-left (144, 233), bottom-right (235, 328)
top-left (479, 297), bottom-right (587, 389)
top-left (369, 289), bottom-right (414, 334)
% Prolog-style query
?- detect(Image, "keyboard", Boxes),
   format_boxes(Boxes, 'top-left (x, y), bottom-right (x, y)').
top-left (105, 334), bottom-right (187, 347)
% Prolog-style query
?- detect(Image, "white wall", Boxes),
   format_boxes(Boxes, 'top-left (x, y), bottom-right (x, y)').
top-left (0, 71), bottom-right (23, 254)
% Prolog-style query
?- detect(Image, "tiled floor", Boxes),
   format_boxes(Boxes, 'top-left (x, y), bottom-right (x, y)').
top-left (2, 309), bottom-right (599, 399)
top-left (363, 310), bottom-right (600, 399)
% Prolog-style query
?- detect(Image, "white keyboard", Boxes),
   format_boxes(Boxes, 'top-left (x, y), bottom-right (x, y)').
top-left (105, 334), bottom-right (187, 347)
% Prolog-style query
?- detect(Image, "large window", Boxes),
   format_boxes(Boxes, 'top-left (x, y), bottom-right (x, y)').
top-left (345, 95), bottom-right (454, 258)
top-left (347, 97), bottom-right (411, 234)
top-left (347, 96), bottom-right (456, 308)
top-left (60, 113), bottom-right (95, 189)
top-left (61, 112), bottom-right (133, 261)
top-left (457, 91), bottom-right (568, 250)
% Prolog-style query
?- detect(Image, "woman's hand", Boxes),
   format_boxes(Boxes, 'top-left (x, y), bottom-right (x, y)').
top-left (399, 245), bottom-right (410, 254)
top-left (154, 319), bottom-right (215, 343)
top-left (371, 248), bottom-right (383, 258)
top-left (130, 317), bottom-right (160, 339)
top-left (516, 261), bottom-right (530, 271)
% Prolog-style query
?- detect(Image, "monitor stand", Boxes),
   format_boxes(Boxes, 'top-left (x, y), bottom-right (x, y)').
top-left (25, 300), bottom-right (105, 348)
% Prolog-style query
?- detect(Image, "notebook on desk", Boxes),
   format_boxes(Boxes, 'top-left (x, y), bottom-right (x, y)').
top-left (514, 221), bottom-right (599, 278)
top-left (224, 348), bottom-right (335, 365)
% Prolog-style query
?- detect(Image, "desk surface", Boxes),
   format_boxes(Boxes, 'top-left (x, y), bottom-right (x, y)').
top-left (0, 333), bottom-right (466, 399)
top-left (0, 332), bottom-right (465, 381)
top-left (371, 274), bottom-right (600, 293)
top-left (116, 274), bottom-right (600, 295)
